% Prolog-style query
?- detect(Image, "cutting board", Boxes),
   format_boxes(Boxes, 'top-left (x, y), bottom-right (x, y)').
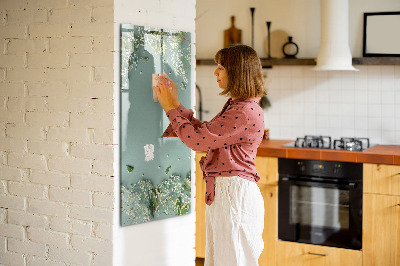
top-left (224, 16), bottom-right (242, 48)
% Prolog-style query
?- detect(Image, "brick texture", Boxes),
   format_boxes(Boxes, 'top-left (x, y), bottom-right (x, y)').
top-left (8, 210), bottom-right (49, 229)
top-left (50, 217), bottom-right (92, 236)
top-left (0, 0), bottom-right (114, 264)
top-left (93, 222), bottom-right (112, 240)
top-left (7, 238), bottom-right (47, 257)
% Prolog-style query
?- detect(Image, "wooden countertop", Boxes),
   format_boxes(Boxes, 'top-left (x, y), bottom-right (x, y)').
top-left (257, 139), bottom-right (400, 165)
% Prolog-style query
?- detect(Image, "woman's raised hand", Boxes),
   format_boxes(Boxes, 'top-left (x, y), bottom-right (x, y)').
top-left (153, 76), bottom-right (175, 113)
top-left (160, 76), bottom-right (180, 109)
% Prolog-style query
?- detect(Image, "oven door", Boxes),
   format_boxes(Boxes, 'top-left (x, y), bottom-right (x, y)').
top-left (278, 176), bottom-right (362, 250)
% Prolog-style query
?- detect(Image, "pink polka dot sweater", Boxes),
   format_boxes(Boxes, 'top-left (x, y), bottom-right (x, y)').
top-left (162, 97), bottom-right (265, 205)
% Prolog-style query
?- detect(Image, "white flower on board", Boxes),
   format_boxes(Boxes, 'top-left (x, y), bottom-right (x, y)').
top-left (144, 144), bottom-right (154, 161)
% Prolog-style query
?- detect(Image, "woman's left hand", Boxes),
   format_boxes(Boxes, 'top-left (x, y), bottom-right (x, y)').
top-left (153, 78), bottom-right (175, 113)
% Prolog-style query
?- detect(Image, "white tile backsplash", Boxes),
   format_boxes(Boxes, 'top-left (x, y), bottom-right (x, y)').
top-left (395, 118), bottom-right (400, 131)
top-left (381, 66), bottom-right (395, 77)
top-left (382, 79), bottom-right (395, 91)
top-left (195, 65), bottom-right (400, 144)
top-left (395, 66), bottom-right (400, 78)
top-left (382, 105), bottom-right (395, 118)
top-left (341, 89), bottom-right (355, 104)
top-left (355, 117), bottom-right (368, 130)
top-left (382, 117), bottom-right (396, 131)
top-left (341, 104), bottom-right (355, 116)
top-left (367, 104), bottom-right (382, 118)
top-left (382, 90), bottom-right (395, 104)
top-left (367, 91), bottom-right (381, 105)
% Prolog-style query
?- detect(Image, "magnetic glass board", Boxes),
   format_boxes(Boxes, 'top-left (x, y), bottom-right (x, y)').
top-left (120, 24), bottom-right (192, 226)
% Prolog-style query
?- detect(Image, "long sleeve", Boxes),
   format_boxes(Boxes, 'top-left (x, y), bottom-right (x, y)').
top-left (165, 97), bottom-right (264, 206)
top-left (165, 105), bottom-right (249, 152)
top-left (161, 103), bottom-right (202, 138)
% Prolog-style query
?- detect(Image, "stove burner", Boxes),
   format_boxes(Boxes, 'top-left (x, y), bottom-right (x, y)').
top-left (286, 136), bottom-right (372, 151)
top-left (295, 135), bottom-right (332, 149)
top-left (333, 137), bottom-right (370, 151)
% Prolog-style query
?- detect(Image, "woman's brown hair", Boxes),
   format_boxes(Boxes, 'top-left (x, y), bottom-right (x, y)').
top-left (214, 44), bottom-right (266, 99)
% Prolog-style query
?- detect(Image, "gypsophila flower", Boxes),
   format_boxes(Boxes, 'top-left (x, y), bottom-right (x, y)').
top-left (120, 171), bottom-right (191, 225)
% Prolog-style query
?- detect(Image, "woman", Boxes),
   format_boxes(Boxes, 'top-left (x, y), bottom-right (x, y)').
top-left (153, 44), bottom-right (266, 266)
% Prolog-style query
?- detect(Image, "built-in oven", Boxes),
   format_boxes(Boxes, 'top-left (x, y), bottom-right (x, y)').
top-left (278, 158), bottom-right (363, 250)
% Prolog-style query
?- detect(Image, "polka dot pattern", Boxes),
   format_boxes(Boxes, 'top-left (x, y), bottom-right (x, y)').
top-left (161, 98), bottom-right (265, 205)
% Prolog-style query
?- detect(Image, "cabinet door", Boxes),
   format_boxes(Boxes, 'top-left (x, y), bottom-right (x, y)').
top-left (195, 152), bottom-right (207, 258)
top-left (363, 193), bottom-right (400, 266)
top-left (364, 164), bottom-right (400, 196)
top-left (259, 185), bottom-right (278, 266)
top-left (277, 241), bottom-right (362, 266)
top-left (256, 156), bottom-right (278, 186)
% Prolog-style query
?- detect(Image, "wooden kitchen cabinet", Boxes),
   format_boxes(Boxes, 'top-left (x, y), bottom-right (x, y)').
top-left (256, 156), bottom-right (278, 266)
top-left (195, 152), bottom-right (207, 258)
top-left (255, 156), bottom-right (278, 186)
top-left (195, 154), bottom-right (279, 264)
top-left (259, 184), bottom-right (278, 266)
top-left (363, 193), bottom-right (400, 266)
top-left (276, 241), bottom-right (362, 266)
top-left (363, 163), bottom-right (400, 266)
top-left (364, 163), bottom-right (400, 196)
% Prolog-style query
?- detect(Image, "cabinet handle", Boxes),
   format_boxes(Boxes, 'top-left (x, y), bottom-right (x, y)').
top-left (307, 252), bottom-right (328, 256)
top-left (397, 204), bottom-right (400, 207)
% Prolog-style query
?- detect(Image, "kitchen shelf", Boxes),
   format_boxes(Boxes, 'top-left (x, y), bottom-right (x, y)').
top-left (196, 57), bottom-right (400, 67)
top-left (352, 57), bottom-right (400, 65)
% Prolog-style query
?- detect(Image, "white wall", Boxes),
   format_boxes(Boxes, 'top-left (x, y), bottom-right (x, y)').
top-left (196, 0), bottom-right (400, 145)
top-left (113, 1), bottom-right (197, 266)
top-left (196, 0), bottom-right (400, 58)
top-left (0, 0), bottom-right (115, 265)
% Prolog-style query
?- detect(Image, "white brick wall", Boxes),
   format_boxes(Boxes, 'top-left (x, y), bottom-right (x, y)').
top-left (0, 0), bottom-right (114, 265)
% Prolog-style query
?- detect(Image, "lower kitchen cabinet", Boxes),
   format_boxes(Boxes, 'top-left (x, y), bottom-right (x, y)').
top-left (363, 163), bottom-right (400, 196)
top-left (363, 193), bottom-right (400, 266)
top-left (195, 152), bottom-right (207, 258)
top-left (195, 158), bottom-right (400, 265)
top-left (259, 184), bottom-right (278, 266)
top-left (276, 241), bottom-right (362, 266)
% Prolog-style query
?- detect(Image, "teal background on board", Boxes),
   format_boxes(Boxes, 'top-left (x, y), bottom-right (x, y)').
top-left (120, 25), bottom-right (192, 226)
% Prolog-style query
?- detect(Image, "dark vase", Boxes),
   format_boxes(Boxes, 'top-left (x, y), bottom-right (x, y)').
top-left (282, 36), bottom-right (299, 58)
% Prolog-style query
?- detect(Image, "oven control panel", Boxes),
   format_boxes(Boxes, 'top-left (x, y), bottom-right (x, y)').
top-left (281, 158), bottom-right (362, 180)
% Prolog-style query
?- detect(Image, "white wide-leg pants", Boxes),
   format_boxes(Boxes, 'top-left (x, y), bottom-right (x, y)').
top-left (205, 176), bottom-right (264, 266)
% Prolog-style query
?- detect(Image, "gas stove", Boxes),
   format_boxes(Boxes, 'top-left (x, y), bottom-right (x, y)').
top-left (283, 135), bottom-right (373, 151)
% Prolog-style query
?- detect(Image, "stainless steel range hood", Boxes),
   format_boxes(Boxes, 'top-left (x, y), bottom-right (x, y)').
top-left (314, 0), bottom-right (358, 71)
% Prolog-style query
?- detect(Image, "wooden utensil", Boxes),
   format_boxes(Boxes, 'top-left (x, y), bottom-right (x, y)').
top-left (224, 16), bottom-right (242, 48)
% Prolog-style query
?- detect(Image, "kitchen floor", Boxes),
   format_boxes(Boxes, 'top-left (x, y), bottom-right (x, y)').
top-left (196, 257), bottom-right (204, 266)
